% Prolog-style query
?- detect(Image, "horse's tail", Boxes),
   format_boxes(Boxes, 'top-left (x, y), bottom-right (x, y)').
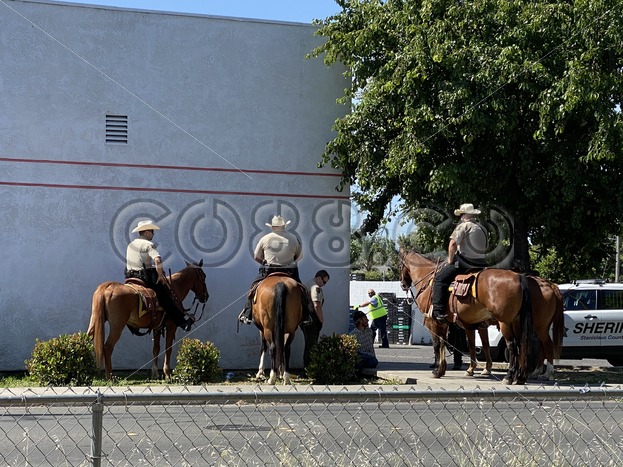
top-left (518, 274), bottom-right (535, 375)
top-left (551, 285), bottom-right (565, 360)
top-left (273, 281), bottom-right (287, 375)
top-left (87, 284), bottom-right (107, 370)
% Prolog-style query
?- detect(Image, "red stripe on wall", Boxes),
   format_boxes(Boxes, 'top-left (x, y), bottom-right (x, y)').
top-left (0, 181), bottom-right (350, 200)
top-left (0, 157), bottom-right (341, 178)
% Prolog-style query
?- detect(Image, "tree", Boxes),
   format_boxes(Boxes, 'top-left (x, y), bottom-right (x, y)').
top-left (350, 229), bottom-right (399, 279)
top-left (313, 0), bottom-right (623, 275)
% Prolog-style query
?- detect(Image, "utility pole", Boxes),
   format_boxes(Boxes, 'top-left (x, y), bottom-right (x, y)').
top-left (616, 236), bottom-right (620, 283)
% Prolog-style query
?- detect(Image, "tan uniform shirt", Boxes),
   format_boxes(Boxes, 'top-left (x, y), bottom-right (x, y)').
top-left (126, 237), bottom-right (160, 271)
top-left (310, 283), bottom-right (324, 307)
top-left (254, 230), bottom-right (302, 267)
top-left (450, 219), bottom-right (487, 262)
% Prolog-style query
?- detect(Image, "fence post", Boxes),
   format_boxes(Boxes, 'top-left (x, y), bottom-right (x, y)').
top-left (90, 392), bottom-right (104, 467)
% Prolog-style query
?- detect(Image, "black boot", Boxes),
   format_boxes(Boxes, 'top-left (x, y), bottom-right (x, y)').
top-left (238, 296), bottom-right (254, 325)
top-left (180, 316), bottom-right (194, 332)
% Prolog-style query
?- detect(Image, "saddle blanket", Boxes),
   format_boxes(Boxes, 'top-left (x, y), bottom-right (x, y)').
top-left (124, 279), bottom-right (158, 318)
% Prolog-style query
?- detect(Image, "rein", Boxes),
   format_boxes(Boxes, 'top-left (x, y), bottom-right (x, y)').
top-left (401, 255), bottom-right (437, 309)
top-left (186, 267), bottom-right (207, 321)
top-left (167, 267), bottom-right (208, 322)
top-left (188, 295), bottom-right (207, 321)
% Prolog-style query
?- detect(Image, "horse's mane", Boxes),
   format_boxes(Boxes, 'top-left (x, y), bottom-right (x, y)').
top-left (400, 248), bottom-right (445, 266)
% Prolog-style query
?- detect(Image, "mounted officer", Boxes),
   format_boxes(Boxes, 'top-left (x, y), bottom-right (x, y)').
top-left (238, 215), bottom-right (313, 326)
top-left (125, 219), bottom-right (194, 331)
top-left (431, 204), bottom-right (488, 323)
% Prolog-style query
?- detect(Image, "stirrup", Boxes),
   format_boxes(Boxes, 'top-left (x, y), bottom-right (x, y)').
top-left (433, 314), bottom-right (448, 324)
top-left (301, 316), bottom-right (313, 326)
top-left (237, 310), bottom-right (253, 325)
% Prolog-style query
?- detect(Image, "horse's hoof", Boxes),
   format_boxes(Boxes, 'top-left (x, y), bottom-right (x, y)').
top-left (502, 378), bottom-right (512, 385)
top-left (481, 369), bottom-right (492, 376)
top-left (464, 370), bottom-right (474, 377)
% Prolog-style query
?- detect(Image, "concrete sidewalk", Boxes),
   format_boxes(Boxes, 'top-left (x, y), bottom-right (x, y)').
top-left (373, 344), bottom-right (512, 388)
top-left (370, 344), bottom-right (606, 391)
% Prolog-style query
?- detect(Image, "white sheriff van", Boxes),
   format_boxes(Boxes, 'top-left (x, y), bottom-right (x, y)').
top-left (477, 280), bottom-right (623, 367)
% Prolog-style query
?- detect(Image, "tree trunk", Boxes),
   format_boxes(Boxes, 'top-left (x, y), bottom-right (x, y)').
top-left (512, 215), bottom-right (530, 272)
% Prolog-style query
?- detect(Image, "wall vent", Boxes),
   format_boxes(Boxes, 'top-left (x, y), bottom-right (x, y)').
top-left (106, 114), bottom-right (128, 144)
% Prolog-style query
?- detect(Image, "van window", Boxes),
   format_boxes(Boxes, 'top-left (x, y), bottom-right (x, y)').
top-left (598, 290), bottom-right (623, 310)
top-left (563, 290), bottom-right (597, 310)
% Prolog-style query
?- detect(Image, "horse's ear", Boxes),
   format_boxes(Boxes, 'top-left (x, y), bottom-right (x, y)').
top-left (198, 259), bottom-right (203, 267)
top-left (185, 260), bottom-right (190, 267)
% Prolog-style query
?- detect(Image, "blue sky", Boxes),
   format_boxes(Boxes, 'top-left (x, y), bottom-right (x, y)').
top-left (52, 0), bottom-right (341, 23)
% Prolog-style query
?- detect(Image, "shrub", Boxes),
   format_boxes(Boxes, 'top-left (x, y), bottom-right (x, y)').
top-left (307, 333), bottom-right (360, 384)
top-left (26, 332), bottom-right (97, 386)
top-left (173, 338), bottom-right (221, 384)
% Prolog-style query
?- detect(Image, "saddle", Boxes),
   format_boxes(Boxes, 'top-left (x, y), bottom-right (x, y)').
top-left (449, 272), bottom-right (479, 299)
top-left (445, 271), bottom-right (481, 323)
top-left (124, 278), bottom-right (159, 318)
top-left (251, 272), bottom-right (308, 303)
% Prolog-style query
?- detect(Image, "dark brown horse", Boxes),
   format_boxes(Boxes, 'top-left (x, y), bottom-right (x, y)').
top-left (87, 260), bottom-right (209, 380)
top-left (510, 275), bottom-right (564, 381)
top-left (252, 274), bottom-right (302, 385)
top-left (399, 249), bottom-right (563, 384)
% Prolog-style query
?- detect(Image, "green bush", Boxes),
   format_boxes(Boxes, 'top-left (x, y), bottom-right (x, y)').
top-left (26, 332), bottom-right (97, 386)
top-left (307, 333), bottom-right (360, 384)
top-left (173, 338), bottom-right (221, 384)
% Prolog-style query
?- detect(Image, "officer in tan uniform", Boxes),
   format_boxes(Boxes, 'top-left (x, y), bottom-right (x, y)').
top-left (431, 204), bottom-right (488, 322)
top-left (238, 215), bottom-right (313, 325)
top-left (125, 219), bottom-right (193, 331)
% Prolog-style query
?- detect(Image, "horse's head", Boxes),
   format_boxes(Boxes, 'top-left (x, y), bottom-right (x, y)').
top-left (186, 259), bottom-right (209, 303)
top-left (399, 259), bottom-right (412, 291)
top-left (398, 249), bottom-right (413, 291)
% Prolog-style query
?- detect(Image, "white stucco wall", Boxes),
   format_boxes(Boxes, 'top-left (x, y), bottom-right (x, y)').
top-left (0, 1), bottom-right (349, 371)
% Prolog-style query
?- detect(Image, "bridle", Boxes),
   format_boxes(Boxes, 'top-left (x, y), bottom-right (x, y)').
top-left (184, 266), bottom-right (209, 321)
top-left (400, 256), bottom-right (437, 306)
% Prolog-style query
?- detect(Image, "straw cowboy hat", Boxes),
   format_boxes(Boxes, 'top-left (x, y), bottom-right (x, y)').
top-left (132, 219), bottom-right (160, 233)
top-left (265, 215), bottom-right (291, 228)
top-left (454, 203), bottom-right (481, 216)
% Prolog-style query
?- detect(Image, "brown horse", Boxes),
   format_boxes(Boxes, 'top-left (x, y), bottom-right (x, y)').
top-left (252, 274), bottom-right (302, 385)
top-left (511, 275), bottom-right (564, 381)
top-left (399, 249), bottom-right (563, 384)
top-left (87, 260), bottom-right (209, 380)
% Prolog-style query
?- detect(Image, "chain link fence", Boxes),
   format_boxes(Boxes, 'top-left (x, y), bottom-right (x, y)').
top-left (1, 385), bottom-right (623, 466)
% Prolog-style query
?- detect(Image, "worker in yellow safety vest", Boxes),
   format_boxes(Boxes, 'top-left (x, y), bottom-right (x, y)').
top-left (356, 289), bottom-right (389, 349)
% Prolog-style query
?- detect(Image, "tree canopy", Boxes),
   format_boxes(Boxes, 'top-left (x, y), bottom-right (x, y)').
top-left (313, 0), bottom-right (623, 276)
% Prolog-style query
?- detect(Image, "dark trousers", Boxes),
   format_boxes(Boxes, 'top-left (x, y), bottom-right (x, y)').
top-left (153, 283), bottom-right (187, 327)
top-left (302, 317), bottom-right (323, 368)
top-left (432, 262), bottom-right (461, 316)
top-left (356, 352), bottom-right (379, 369)
top-left (370, 314), bottom-right (389, 348)
top-left (447, 323), bottom-right (467, 364)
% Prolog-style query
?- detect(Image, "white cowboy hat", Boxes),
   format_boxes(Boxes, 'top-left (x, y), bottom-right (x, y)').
top-left (454, 203), bottom-right (481, 216)
top-left (132, 219), bottom-right (160, 233)
top-left (265, 215), bottom-right (291, 228)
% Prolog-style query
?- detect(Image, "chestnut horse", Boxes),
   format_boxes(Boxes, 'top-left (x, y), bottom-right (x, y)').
top-left (516, 275), bottom-right (564, 381)
top-left (87, 260), bottom-right (209, 380)
top-left (399, 250), bottom-right (563, 384)
top-left (253, 274), bottom-right (302, 385)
